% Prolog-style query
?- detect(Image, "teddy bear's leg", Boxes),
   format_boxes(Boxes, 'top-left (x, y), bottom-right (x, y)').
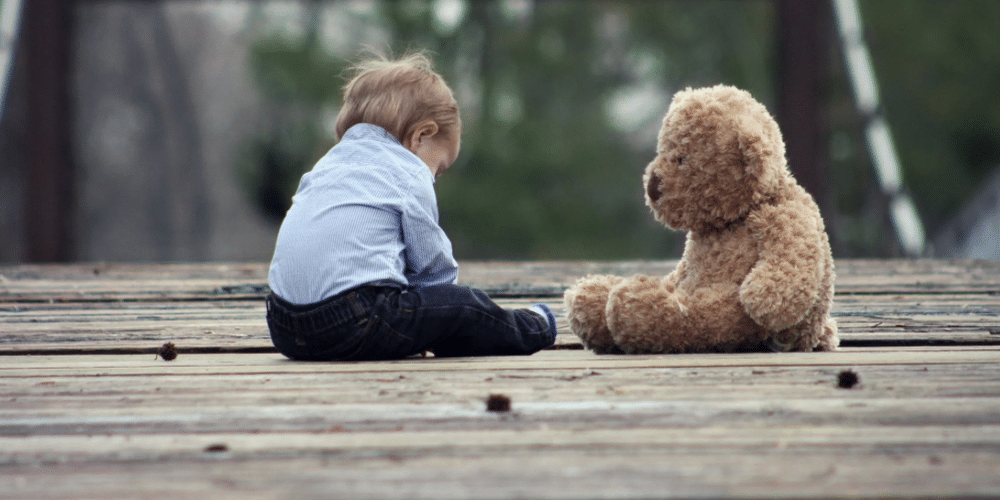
top-left (605, 275), bottom-right (689, 354)
top-left (608, 280), bottom-right (758, 354)
top-left (564, 275), bottom-right (624, 354)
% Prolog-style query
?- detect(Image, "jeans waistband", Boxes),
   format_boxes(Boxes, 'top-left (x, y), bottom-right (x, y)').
top-left (266, 286), bottom-right (393, 333)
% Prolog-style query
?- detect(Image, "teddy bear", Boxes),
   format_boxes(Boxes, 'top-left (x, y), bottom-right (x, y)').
top-left (564, 84), bottom-right (838, 354)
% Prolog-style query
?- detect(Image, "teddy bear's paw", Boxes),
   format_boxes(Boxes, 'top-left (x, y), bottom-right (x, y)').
top-left (814, 318), bottom-right (840, 351)
top-left (768, 315), bottom-right (839, 353)
top-left (564, 275), bottom-right (623, 354)
top-left (572, 341), bottom-right (626, 355)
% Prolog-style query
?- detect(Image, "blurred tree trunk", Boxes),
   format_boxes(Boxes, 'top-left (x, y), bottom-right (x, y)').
top-left (73, 4), bottom-right (210, 261)
top-left (777, 0), bottom-right (838, 248)
top-left (24, 1), bottom-right (76, 262)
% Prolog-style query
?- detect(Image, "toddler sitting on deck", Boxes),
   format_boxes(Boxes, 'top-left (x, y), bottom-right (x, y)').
top-left (265, 52), bottom-right (557, 361)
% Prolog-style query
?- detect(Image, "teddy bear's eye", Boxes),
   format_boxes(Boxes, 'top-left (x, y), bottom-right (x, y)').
top-left (677, 156), bottom-right (687, 166)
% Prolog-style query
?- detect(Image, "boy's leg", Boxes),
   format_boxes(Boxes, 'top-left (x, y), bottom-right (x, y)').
top-left (266, 288), bottom-right (417, 361)
top-left (379, 284), bottom-right (556, 357)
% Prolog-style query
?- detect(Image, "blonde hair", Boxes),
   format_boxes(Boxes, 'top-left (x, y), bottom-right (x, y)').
top-left (334, 51), bottom-right (460, 144)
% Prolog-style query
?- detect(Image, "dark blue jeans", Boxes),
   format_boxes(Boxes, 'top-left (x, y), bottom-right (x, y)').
top-left (265, 284), bottom-right (555, 361)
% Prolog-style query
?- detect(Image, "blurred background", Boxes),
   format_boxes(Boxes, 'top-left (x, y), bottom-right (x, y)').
top-left (1, 0), bottom-right (998, 263)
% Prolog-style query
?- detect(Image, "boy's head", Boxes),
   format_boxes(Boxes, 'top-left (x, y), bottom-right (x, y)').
top-left (335, 51), bottom-right (461, 175)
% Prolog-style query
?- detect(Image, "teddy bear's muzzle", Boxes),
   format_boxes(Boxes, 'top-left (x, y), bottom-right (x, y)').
top-left (646, 173), bottom-right (663, 202)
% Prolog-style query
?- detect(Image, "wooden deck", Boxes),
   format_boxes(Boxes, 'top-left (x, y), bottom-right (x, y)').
top-left (1, 259), bottom-right (999, 499)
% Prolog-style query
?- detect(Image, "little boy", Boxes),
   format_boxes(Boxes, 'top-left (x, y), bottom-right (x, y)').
top-left (265, 52), bottom-right (557, 361)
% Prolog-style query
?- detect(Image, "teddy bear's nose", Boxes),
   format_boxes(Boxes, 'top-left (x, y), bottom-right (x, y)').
top-left (646, 173), bottom-right (662, 202)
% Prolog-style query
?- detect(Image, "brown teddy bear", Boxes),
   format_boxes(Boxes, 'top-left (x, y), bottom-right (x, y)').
top-left (564, 84), bottom-right (838, 354)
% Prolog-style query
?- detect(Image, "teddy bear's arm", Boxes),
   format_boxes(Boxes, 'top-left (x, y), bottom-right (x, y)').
top-left (739, 203), bottom-right (825, 332)
top-left (661, 253), bottom-right (687, 292)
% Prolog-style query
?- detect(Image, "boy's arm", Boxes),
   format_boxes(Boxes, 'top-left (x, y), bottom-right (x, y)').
top-left (401, 177), bottom-right (459, 287)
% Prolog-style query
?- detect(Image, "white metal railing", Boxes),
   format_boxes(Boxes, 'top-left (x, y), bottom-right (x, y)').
top-left (0, 0), bottom-right (24, 124)
top-left (832, 0), bottom-right (926, 257)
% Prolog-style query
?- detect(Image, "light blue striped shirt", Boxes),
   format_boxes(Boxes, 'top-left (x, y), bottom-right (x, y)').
top-left (268, 123), bottom-right (459, 305)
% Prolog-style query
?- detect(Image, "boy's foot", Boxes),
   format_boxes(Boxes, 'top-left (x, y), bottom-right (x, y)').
top-left (530, 303), bottom-right (558, 340)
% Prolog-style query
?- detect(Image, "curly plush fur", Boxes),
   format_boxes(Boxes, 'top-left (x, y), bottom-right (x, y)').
top-left (564, 85), bottom-right (838, 354)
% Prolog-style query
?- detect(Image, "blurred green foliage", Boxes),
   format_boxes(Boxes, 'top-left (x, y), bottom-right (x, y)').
top-left (237, 0), bottom-right (1000, 259)
top-left (424, 1), bottom-right (776, 259)
top-left (239, 0), bottom-right (775, 259)
top-left (860, 1), bottom-right (1000, 230)
top-left (826, 1), bottom-right (1000, 256)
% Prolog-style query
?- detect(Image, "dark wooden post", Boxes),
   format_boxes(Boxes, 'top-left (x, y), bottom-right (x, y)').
top-left (23, 1), bottom-right (76, 262)
top-left (777, 0), bottom-right (832, 223)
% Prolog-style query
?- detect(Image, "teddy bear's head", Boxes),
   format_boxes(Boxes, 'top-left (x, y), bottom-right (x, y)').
top-left (643, 85), bottom-right (789, 231)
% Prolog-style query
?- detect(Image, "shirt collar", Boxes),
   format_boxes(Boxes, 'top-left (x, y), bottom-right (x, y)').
top-left (342, 123), bottom-right (401, 145)
top-left (341, 123), bottom-right (436, 183)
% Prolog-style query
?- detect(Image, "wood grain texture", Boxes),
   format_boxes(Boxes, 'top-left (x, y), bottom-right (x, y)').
top-left (1, 260), bottom-right (999, 499)
top-left (3, 350), bottom-right (1000, 499)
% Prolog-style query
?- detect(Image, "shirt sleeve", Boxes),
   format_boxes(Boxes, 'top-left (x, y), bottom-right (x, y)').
top-left (400, 172), bottom-right (459, 287)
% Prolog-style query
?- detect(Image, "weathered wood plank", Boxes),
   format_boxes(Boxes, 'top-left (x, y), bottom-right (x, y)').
top-left (0, 294), bottom-right (1000, 354)
top-left (5, 358), bottom-right (1000, 422)
top-left (2, 348), bottom-right (999, 377)
top-left (458, 259), bottom-right (1000, 295)
top-left (4, 292), bottom-right (995, 321)
top-left (2, 292), bottom-right (998, 354)
top-left (8, 372), bottom-right (999, 416)
top-left (2, 260), bottom-right (998, 302)
top-left (3, 446), bottom-right (998, 500)
top-left (6, 425), bottom-right (1000, 461)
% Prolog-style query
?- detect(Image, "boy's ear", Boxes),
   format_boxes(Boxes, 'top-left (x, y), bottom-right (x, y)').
top-left (407, 121), bottom-right (439, 149)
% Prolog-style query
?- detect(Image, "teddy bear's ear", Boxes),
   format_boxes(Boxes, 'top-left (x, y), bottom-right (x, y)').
top-left (737, 119), bottom-right (777, 184)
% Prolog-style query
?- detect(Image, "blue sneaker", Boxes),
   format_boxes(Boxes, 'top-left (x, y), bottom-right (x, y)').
top-left (529, 303), bottom-right (558, 340)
